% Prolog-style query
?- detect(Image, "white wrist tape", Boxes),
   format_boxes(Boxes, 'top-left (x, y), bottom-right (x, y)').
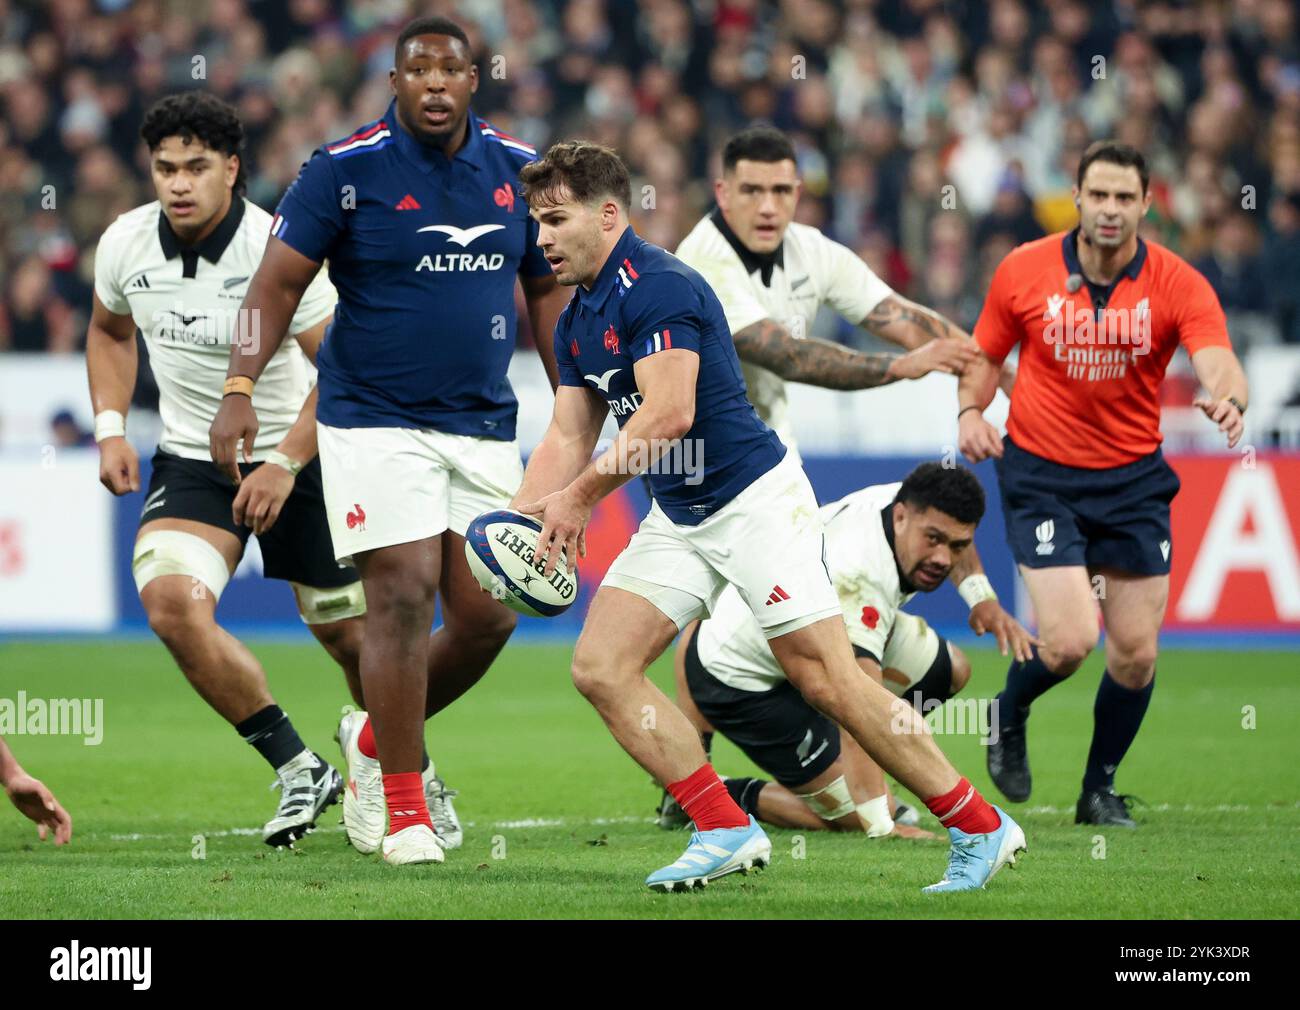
top-left (265, 450), bottom-right (304, 476)
top-left (93, 410), bottom-right (126, 443)
top-left (957, 573), bottom-right (997, 609)
top-left (857, 794), bottom-right (895, 838)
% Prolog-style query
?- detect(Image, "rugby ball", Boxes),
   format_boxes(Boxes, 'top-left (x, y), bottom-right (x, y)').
top-left (464, 509), bottom-right (579, 618)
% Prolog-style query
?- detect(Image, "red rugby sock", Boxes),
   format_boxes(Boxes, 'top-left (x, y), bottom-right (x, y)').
top-left (357, 716), bottom-right (378, 759)
top-left (667, 764), bottom-right (749, 832)
top-left (925, 776), bottom-right (1001, 835)
top-left (383, 772), bottom-right (432, 835)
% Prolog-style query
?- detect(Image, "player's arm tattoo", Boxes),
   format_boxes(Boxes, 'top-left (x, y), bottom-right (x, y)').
top-left (863, 295), bottom-right (967, 349)
top-left (731, 318), bottom-right (900, 389)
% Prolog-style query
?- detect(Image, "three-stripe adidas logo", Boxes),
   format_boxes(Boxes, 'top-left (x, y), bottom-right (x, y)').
top-left (395, 194), bottom-right (422, 211)
top-left (129, 274), bottom-right (151, 290)
top-left (765, 585), bottom-right (791, 606)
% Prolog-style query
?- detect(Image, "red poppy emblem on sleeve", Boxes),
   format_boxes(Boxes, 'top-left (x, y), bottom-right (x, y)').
top-left (860, 606), bottom-right (879, 629)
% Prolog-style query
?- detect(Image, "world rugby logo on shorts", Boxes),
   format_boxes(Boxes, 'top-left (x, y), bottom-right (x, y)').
top-left (1034, 519), bottom-right (1055, 556)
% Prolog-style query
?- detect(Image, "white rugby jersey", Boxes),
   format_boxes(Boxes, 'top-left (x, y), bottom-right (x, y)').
top-left (695, 482), bottom-right (916, 692)
top-left (93, 198), bottom-right (336, 461)
top-left (674, 210), bottom-right (894, 458)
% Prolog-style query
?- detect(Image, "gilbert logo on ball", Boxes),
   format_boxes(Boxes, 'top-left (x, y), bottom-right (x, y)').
top-left (465, 509), bottom-right (579, 617)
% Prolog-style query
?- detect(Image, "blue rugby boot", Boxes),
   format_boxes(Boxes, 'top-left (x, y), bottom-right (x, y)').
top-left (922, 806), bottom-right (1026, 893)
top-left (646, 815), bottom-right (771, 892)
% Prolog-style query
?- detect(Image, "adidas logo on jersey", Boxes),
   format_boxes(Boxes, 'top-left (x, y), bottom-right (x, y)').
top-left (129, 273), bottom-right (151, 290)
top-left (395, 194), bottom-right (422, 211)
top-left (765, 585), bottom-right (791, 606)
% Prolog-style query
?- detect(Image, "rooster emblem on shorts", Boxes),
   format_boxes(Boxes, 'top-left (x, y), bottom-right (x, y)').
top-left (346, 503), bottom-right (366, 532)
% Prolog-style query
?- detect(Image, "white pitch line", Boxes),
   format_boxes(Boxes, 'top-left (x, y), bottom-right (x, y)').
top-left (98, 804), bottom-right (1295, 843)
top-left (105, 815), bottom-right (654, 842)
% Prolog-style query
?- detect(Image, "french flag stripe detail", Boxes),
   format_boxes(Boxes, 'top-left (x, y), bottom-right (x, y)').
top-left (618, 267), bottom-right (632, 288)
top-left (623, 258), bottom-right (639, 279)
top-left (328, 122), bottom-right (384, 150)
top-left (271, 214), bottom-right (287, 238)
top-left (480, 127), bottom-right (537, 155)
top-left (328, 128), bottom-right (392, 156)
top-left (662, 328), bottom-right (671, 349)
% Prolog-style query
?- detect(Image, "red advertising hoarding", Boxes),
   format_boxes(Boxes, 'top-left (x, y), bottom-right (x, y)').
top-left (1167, 455), bottom-right (1300, 632)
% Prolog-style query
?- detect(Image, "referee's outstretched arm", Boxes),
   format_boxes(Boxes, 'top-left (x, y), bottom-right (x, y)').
top-left (1189, 345), bottom-right (1249, 448)
top-left (209, 235), bottom-right (322, 482)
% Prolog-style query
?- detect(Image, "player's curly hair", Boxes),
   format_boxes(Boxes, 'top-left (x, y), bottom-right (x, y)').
top-left (894, 461), bottom-right (986, 525)
top-left (140, 92), bottom-right (247, 196)
top-left (519, 141), bottom-right (632, 211)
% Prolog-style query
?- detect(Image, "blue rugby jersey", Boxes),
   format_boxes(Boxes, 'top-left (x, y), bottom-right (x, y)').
top-left (271, 102), bottom-right (552, 438)
top-left (554, 226), bottom-right (786, 525)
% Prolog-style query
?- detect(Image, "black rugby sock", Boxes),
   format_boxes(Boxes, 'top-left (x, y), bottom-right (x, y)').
top-left (1001, 647), bottom-right (1066, 723)
top-left (1083, 669), bottom-right (1154, 792)
top-left (236, 704), bottom-right (308, 771)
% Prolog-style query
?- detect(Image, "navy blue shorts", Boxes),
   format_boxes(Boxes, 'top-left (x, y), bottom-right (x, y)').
top-left (994, 436), bottom-right (1180, 576)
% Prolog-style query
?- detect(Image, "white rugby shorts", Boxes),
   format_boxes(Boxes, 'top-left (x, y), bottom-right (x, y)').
top-left (317, 422), bottom-right (523, 563)
top-left (602, 452), bottom-right (840, 637)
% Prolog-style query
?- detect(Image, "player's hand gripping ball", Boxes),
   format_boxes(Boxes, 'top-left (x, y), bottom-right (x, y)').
top-left (465, 509), bottom-right (580, 617)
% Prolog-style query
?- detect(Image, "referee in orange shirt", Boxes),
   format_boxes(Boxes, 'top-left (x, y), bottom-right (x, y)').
top-left (958, 141), bottom-right (1249, 827)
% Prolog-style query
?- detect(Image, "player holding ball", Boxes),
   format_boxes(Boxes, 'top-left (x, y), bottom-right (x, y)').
top-left (514, 141), bottom-right (1026, 893)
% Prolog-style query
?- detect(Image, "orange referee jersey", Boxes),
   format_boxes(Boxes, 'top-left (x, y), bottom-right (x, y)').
top-left (974, 229), bottom-right (1232, 469)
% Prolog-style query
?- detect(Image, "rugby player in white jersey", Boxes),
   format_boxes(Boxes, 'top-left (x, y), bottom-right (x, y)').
top-left (673, 126), bottom-right (995, 462)
top-left (87, 93), bottom-right (368, 847)
top-left (666, 464), bottom-right (1037, 840)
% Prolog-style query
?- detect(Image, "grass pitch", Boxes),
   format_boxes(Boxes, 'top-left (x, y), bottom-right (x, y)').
top-left (0, 638), bottom-right (1296, 919)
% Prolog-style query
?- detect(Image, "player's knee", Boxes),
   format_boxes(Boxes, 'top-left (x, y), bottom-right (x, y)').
top-left (363, 574), bottom-right (436, 631)
top-left (949, 646), bottom-right (971, 694)
top-left (1109, 641), bottom-right (1158, 685)
top-left (570, 648), bottom-right (613, 704)
top-left (313, 617), bottom-right (364, 668)
top-left (1044, 628), bottom-right (1098, 673)
top-left (144, 593), bottom-right (213, 649)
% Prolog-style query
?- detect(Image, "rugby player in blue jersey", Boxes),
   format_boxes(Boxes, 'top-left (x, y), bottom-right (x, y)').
top-left (210, 16), bottom-right (571, 865)
top-left (515, 142), bottom-right (1027, 892)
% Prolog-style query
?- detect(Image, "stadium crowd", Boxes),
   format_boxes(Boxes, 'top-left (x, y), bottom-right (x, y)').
top-left (1, 0), bottom-right (1298, 365)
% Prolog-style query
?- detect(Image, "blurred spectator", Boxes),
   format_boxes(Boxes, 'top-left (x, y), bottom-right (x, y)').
top-left (0, 0), bottom-right (1297, 362)
top-left (49, 407), bottom-right (93, 447)
top-left (0, 255), bottom-right (79, 352)
top-left (1263, 191), bottom-right (1300, 344)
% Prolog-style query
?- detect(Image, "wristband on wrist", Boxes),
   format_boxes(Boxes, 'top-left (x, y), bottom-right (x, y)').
top-left (957, 573), bottom-right (998, 609)
top-left (265, 450), bottom-right (304, 476)
top-left (223, 375), bottom-right (255, 398)
top-left (1227, 396), bottom-right (1246, 416)
top-left (958, 405), bottom-right (981, 420)
top-left (93, 409), bottom-right (126, 443)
